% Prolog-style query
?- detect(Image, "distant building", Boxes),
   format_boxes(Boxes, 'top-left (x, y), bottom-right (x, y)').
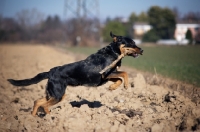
top-left (133, 22), bottom-right (152, 39)
top-left (133, 22), bottom-right (200, 44)
top-left (174, 23), bottom-right (200, 42)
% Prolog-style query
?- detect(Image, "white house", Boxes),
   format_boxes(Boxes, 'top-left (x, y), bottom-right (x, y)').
top-left (133, 22), bottom-right (152, 36)
top-left (133, 23), bottom-right (200, 44)
top-left (175, 23), bottom-right (200, 42)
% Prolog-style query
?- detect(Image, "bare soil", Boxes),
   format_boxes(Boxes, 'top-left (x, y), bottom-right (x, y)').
top-left (0, 44), bottom-right (200, 132)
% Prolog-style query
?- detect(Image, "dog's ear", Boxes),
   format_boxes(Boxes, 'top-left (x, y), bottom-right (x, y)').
top-left (110, 31), bottom-right (117, 42)
top-left (110, 31), bottom-right (116, 38)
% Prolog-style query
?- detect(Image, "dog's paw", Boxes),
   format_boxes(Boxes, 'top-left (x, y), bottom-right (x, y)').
top-left (109, 87), bottom-right (116, 91)
top-left (109, 85), bottom-right (118, 91)
top-left (124, 85), bottom-right (129, 90)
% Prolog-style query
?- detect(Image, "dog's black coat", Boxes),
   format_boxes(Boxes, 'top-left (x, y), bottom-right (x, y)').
top-left (8, 33), bottom-right (142, 102)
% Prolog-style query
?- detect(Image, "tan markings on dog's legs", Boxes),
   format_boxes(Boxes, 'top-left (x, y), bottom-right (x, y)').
top-left (41, 98), bottom-right (60, 114)
top-left (121, 72), bottom-right (128, 89)
top-left (32, 97), bottom-right (48, 116)
top-left (60, 94), bottom-right (66, 102)
top-left (32, 95), bottom-right (65, 116)
top-left (109, 78), bottom-right (122, 90)
top-left (106, 71), bottom-right (129, 89)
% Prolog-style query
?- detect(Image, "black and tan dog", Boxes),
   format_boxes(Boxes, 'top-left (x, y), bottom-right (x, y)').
top-left (8, 32), bottom-right (143, 116)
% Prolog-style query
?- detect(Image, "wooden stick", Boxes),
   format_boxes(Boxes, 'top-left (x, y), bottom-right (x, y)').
top-left (99, 53), bottom-right (125, 74)
top-left (99, 46), bottom-right (136, 75)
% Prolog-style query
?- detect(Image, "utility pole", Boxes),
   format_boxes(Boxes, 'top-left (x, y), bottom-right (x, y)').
top-left (64, 0), bottom-right (100, 46)
top-left (64, 0), bottom-right (99, 19)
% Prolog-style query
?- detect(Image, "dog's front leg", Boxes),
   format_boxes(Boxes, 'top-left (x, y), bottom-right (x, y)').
top-left (108, 78), bottom-right (122, 90)
top-left (106, 71), bottom-right (129, 90)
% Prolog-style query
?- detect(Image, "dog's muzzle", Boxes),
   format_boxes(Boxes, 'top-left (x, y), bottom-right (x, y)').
top-left (132, 48), bottom-right (143, 58)
top-left (140, 49), bottom-right (143, 55)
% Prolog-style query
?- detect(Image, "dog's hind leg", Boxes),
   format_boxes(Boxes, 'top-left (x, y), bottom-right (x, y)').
top-left (31, 76), bottom-right (67, 116)
top-left (41, 98), bottom-right (60, 114)
top-left (38, 79), bottom-right (67, 116)
top-left (41, 94), bottom-right (66, 114)
top-left (32, 97), bottom-right (48, 116)
top-left (32, 95), bottom-right (66, 116)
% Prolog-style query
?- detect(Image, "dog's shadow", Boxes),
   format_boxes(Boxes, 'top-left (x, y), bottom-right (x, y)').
top-left (70, 99), bottom-right (103, 108)
top-left (36, 99), bottom-right (102, 118)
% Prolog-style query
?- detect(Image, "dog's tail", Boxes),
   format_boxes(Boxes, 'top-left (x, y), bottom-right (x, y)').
top-left (7, 72), bottom-right (49, 86)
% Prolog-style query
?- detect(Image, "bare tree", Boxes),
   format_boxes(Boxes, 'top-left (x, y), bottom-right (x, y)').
top-left (15, 8), bottom-right (45, 41)
top-left (16, 8), bottom-right (44, 28)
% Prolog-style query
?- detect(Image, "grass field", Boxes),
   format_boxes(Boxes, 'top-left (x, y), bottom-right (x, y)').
top-left (67, 45), bottom-right (200, 87)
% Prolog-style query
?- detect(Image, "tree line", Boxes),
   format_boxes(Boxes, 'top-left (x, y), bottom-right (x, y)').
top-left (0, 6), bottom-right (200, 45)
top-left (0, 9), bottom-right (100, 46)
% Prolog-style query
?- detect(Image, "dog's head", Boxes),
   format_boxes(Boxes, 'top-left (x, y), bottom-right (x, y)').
top-left (110, 32), bottom-right (143, 58)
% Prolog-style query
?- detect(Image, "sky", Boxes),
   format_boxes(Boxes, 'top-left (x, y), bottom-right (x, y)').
top-left (1, 0), bottom-right (200, 21)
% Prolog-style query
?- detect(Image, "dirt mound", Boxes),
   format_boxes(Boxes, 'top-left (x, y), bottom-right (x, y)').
top-left (0, 44), bottom-right (199, 132)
